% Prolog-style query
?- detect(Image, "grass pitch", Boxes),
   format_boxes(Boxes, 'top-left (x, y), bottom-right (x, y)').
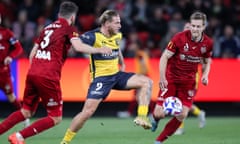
top-left (0, 116), bottom-right (239, 144)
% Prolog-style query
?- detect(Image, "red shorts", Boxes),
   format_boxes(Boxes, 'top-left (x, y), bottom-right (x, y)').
top-left (0, 72), bottom-right (13, 95)
top-left (156, 81), bottom-right (197, 108)
top-left (22, 75), bottom-right (62, 117)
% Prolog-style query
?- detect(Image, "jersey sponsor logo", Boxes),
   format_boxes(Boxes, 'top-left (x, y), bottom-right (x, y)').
top-left (179, 54), bottom-right (201, 63)
top-left (102, 50), bottom-right (118, 57)
top-left (35, 50), bottom-right (51, 60)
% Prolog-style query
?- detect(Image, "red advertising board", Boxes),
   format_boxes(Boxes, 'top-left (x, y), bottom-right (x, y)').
top-left (17, 59), bottom-right (240, 102)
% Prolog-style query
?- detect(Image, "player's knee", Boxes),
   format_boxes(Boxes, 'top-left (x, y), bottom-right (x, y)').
top-left (176, 111), bottom-right (188, 121)
top-left (21, 108), bottom-right (32, 118)
top-left (51, 116), bottom-right (62, 125)
top-left (140, 76), bottom-right (153, 89)
top-left (153, 106), bottom-right (165, 119)
top-left (82, 109), bottom-right (95, 118)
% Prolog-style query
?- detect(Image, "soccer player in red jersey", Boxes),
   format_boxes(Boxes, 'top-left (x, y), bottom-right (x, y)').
top-left (0, 14), bottom-right (23, 111)
top-left (150, 11), bottom-right (213, 144)
top-left (174, 22), bottom-right (206, 135)
top-left (0, 14), bottom-right (30, 127)
top-left (0, 1), bottom-right (111, 144)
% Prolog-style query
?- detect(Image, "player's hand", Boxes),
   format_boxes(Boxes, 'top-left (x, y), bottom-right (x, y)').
top-left (4, 56), bottom-right (13, 65)
top-left (98, 47), bottom-right (112, 54)
top-left (201, 76), bottom-right (208, 86)
top-left (159, 78), bottom-right (168, 91)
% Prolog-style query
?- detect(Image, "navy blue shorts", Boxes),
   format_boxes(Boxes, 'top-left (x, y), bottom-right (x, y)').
top-left (87, 71), bottom-right (134, 100)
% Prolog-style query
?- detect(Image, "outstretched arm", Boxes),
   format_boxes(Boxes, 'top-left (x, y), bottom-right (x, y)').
top-left (71, 38), bottom-right (112, 54)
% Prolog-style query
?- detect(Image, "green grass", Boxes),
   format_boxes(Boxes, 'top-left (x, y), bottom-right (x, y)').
top-left (0, 117), bottom-right (239, 144)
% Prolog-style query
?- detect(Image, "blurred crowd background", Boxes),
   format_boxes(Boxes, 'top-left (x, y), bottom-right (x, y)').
top-left (1, 0), bottom-right (240, 59)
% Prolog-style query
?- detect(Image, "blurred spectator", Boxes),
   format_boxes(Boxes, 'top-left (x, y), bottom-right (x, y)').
top-left (0, 0), bottom-right (17, 24)
top-left (209, 0), bottom-right (232, 26)
top-left (108, 0), bottom-right (133, 37)
top-left (160, 24), bottom-right (180, 53)
top-left (130, 0), bottom-right (152, 31)
top-left (18, 0), bottom-right (40, 22)
top-left (123, 30), bottom-right (142, 58)
top-left (148, 6), bottom-right (168, 53)
top-left (216, 25), bottom-right (240, 58)
top-left (172, 0), bottom-right (192, 20)
top-left (40, 0), bottom-right (58, 23)
top-left (12, 9), bottom-right (36, 57)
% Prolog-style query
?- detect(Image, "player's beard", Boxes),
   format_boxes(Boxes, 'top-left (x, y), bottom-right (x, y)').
top-left (108, 27), bottom-right (117, 36)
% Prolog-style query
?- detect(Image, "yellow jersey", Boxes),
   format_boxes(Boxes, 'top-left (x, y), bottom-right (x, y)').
top-left (80, 28), bottom-right (122, 79)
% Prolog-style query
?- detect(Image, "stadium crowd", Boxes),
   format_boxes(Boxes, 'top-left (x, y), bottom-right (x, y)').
top-left (0, 0), bottom-right (240, 58)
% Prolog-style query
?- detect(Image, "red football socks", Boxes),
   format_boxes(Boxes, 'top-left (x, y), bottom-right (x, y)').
top-left (19, 116), bottom-right (55, 139)
top-left (156, 117), bottom-right (182, 142)
top-left (0, 110), bottom-right (25, 134)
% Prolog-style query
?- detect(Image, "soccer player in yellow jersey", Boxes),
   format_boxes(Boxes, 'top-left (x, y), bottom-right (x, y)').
top-left (60, 10), bottom-right (153, 144)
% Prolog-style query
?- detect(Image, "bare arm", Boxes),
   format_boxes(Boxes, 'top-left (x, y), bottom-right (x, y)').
top-left (71, 38), bottom-right (112, 54)
top-left (201, 57), bottom-right (212, 85)
top-left (118, 49), bottom-right (125, 71)
top-left (29, 43), bottom-right (39, 64)
top-left (159, 49), bottom-right (174, 90)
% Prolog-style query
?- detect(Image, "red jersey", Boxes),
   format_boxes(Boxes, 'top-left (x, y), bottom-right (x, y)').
top-left (28, 18), bottom-right (79, 81)
top-left (0, 27), bottom-right (23, 73)
top-left (166, 30), bottom-right (213, 83)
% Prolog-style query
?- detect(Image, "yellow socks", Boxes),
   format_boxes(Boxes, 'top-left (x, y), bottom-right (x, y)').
top-left (62, 129), bottom-right (76, 143)
top-left (192, 106), bottom-right (201, 116)
top-left (179, 122), bottom-right (184, 128)
top-left (137, 105), bottom-right (149, 116)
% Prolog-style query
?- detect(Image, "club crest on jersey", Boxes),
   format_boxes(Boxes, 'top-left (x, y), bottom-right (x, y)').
top-left (184, 43), bottom-right (189, 52)
top-left (201, 46), bottom-right (207, 54)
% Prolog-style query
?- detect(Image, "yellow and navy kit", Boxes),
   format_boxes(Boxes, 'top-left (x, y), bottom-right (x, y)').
top-left (80, 28), bottom-right (122, 79)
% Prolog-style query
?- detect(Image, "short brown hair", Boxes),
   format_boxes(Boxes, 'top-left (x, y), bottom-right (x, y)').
top-left (190, 11), bottom-right (207, 26)
top-left (98, 10), bottom-right (119, 25)
top-left (59, 1), bottom-right (78, 18)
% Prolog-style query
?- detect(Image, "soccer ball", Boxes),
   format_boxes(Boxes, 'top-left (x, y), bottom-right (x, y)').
top-left (163, 96), bottom-right (183, 116)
